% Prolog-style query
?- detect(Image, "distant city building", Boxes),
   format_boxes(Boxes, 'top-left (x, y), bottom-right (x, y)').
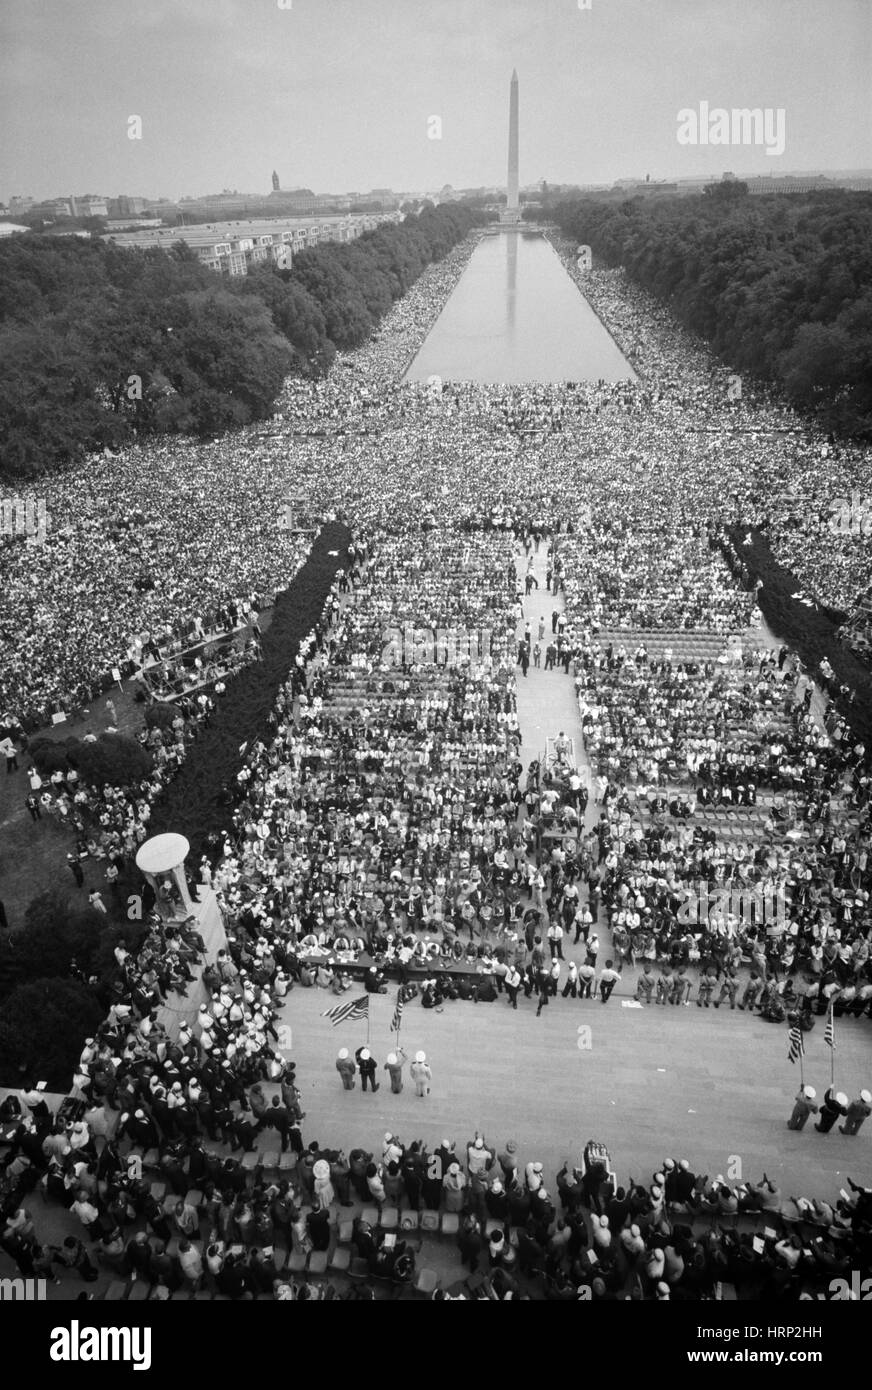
top-left (71, 195), bottom-right (109, 217)
top-left (108, 195), bottom-right (148, 218)
top-left (745, 174), bottom-right (832, 195)
top-left (105, 217), bottom-right (163, 231)
top-left (102, 211), bottom-right (403, 277)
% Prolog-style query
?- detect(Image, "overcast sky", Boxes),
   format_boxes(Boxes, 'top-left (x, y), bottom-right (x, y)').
top-left (2, 0), bottom-right (870, 201)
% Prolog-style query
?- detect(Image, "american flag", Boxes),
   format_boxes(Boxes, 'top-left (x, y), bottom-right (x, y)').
top-left (321, 995), bottom-right (369, 1028)
top-left (823, 1006), bottom-right (835, 1051)
top-left (390, 989), bottom-right (404, 1034)
top-left (787, 1025), bottom-right (805, 1065)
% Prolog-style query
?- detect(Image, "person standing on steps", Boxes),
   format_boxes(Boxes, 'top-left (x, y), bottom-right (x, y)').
top-left (815, 1088), bottom-right (848, 1133)
top-left (384, 1049), bottom-right (407, 1095)
top-left (505, 964), bottom-right (521, 1009)
top-left (635, 963), bottom-right (655, 1003)
top-left (336, 1048), bottom-right (356, 1090)
top-left (535, 970), bottom-right (550, 1017)
top-left (598, 960), bottom-right (621, 1004)
top-left (840, 1090), bottom-right (871, 1136)
top-left (355, 1046), bottom-right (379, 1093)
top-left (787, 1086), bottom-right (818, 1131)
top-left (697, 970), bottom-right (717, 1008)
top-left (578, 959), bottom-right (596, 1000)
top-left (410, 1051), bottom-right (431, 1098)
top-left (714, 968), bottom-right (739, 1009)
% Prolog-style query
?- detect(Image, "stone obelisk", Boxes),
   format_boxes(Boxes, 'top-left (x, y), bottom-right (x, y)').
top-left (505, 68), bottom-right (520, 223)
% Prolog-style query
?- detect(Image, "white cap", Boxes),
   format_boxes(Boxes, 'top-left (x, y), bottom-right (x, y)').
top-left (835, 1093), bottom-right (848, 1107)
top-left (386, 1053), bottom-right (397, 1065)
top-left (360, 1048), bottom-right (370, 1060)
top-left (415, 1051), bottom-right (426, 1063)
top-left (804, 1086), bottom-right (816, 1099)
top-left (861, 1090), bottom-right (871, 1104)
top-left (337, 1048), bottom-right (349, 1060)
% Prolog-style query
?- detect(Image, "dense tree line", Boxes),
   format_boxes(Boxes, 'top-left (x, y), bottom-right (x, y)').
top-left (0, 203), bottom-right (483, 477)
top-left (553, 190), bottom-right (872, 438)
top-left (0, 891), bottom-right (146, 1088)
top-left (148, 521), bottom-right (350, 859)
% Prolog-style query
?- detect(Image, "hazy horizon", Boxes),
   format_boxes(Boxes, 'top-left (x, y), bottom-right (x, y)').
top-left (2, 0), bottom-right (869, 202)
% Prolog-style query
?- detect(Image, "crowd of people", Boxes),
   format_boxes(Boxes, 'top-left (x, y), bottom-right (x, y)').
top-left (25, 696), bottom-right (221, 879)
top-left (2, 217), bottom-right (872, 1305)
top-left (4, 1059), bottom-right (871, 1300)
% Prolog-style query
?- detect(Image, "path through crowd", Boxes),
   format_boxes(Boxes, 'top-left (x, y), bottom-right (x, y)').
top-left (513, 536), bottom-right (596, 827)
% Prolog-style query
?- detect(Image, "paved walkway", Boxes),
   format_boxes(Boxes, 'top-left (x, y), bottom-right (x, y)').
top-left (513, 538), bottom-right (596, 827)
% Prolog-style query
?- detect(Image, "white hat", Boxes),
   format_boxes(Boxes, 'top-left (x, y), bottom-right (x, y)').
top-left (415, 1051), bottom-right (426, 1062)
top-left (861, 1090), bottom-right (871, 1104)
top-left (313, 1160), bottom-right (330, 1180)
top-left (384, 1132), bottom-right (393, 1143)
top-left (360, 1048), bottom-right (371, 1060)
top-left (474, 1137), bottom-right (483, 1149)
top-left (386, 1053), bottom-right (397, 1065)
top-left (835, 1093), bottom-right (848, 1107)
top-left (337, 1048), bottom-right (349, 1060)
top-left (803, 1085), bottom-right (816, 1099)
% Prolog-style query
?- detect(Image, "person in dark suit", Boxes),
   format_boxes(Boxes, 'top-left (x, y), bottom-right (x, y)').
top-left (355, 1047), bottom-right (379, 1092)
top-left (815, 1088), bottom-right (848, 1133)
top-left (266, 1095), bottom-right (291, 1151)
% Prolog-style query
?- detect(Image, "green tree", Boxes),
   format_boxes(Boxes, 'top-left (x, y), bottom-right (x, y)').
top-left (0, 978), bottom-right (106, 1090)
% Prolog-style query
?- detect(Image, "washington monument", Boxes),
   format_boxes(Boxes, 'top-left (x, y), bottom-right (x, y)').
top-left (503, 69), bottom-right (520, 224)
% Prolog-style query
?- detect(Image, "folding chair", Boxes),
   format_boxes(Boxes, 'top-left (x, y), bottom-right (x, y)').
top-left (440, 1212), bottom-right (460, 1237)
top-left (414, 1268), bottom-right (439, 1298)
top-left (328, 1245), bottom-right (351, 1274)
top-left (285, 1249), bottom-right (308, 1275)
